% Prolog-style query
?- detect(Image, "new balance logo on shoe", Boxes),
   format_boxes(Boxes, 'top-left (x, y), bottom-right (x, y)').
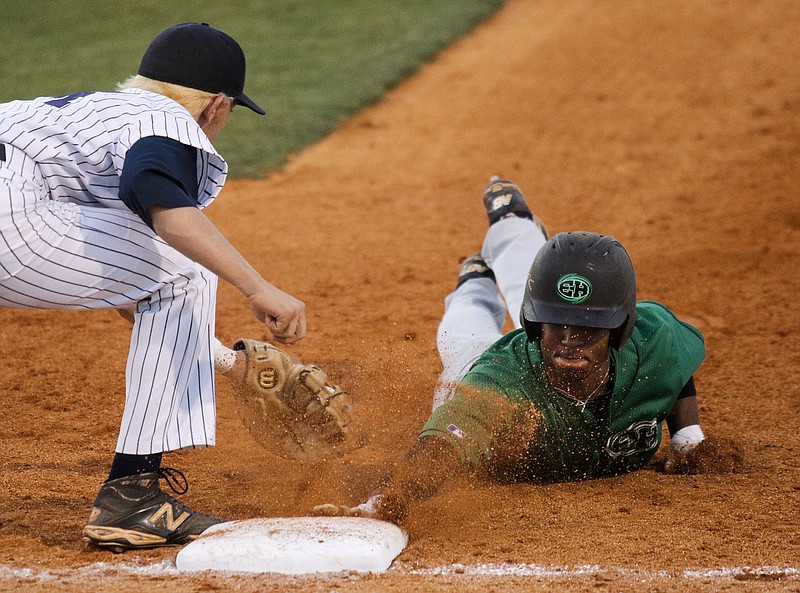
top-left (148, 502), bottom-right (191, 531)
top-left (488, 193), bottom-right (514, 212)
top-left (482, 177), bottom-right (546, 235)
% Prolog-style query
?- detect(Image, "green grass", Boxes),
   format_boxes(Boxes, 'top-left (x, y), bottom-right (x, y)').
top-left (0, 1), bottom-right (504, 177)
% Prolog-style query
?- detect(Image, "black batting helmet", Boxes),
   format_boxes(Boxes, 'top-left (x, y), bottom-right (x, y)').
top-left (519, 231), bottom-right (637, 349)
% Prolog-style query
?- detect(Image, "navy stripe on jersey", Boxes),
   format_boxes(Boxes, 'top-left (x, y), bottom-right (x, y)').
top-left (119, 136), bottom-right (199, 229)
top-left (0, 89), bottom-right (226, 210)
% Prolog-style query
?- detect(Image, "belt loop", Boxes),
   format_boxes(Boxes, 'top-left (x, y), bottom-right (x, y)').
top-left (0, 143), bottom-right (6, 162)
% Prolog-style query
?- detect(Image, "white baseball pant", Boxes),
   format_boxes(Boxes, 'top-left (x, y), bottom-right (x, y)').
top-left (432, 216), bottom-right (547, 409)
top-left (0, 144), bottom-right (217, 454)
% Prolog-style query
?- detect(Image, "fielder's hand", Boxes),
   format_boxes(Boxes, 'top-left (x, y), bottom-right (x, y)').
top-left (247, 283), bottom-right (306, 344)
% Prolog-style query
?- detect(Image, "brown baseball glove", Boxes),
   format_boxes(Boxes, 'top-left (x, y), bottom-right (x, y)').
top-left (229, 338), bottom-right (356, 461)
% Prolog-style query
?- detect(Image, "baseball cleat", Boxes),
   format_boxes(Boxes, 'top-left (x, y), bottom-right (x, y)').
top-left (456, 252), bottom-right (496, 288)
top-left (482, 178), bottom-right (547, 237)
top-left (82, 468), bottom-right (227, 552)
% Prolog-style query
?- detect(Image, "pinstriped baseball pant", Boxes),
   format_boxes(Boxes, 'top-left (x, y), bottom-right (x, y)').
top-left (0, 143), bottom-right (217, 454)
top-left (432, 216), bottom-right (547, 409)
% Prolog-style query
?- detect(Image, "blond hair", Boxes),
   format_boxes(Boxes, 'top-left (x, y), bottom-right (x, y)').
top-left (117, 75), bottom-right (228, 119)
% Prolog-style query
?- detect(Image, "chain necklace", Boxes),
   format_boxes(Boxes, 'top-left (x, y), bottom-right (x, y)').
top-left (550, 364), bottom-right (611, 412)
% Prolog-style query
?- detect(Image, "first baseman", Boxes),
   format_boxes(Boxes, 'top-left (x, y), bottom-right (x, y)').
top-left (316, 178), bottom-right (715, 521)
top-left (0, 23), bottom-right (306, 551)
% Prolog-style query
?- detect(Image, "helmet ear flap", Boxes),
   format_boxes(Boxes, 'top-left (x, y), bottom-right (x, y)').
top-left (609, 310), bottom-right (637, 350)
top-left (609, 326), bottom-right (624, 350)
top-left (521, 317), bottom-right (541, 343)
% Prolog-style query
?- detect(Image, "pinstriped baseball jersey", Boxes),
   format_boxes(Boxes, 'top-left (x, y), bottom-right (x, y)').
top-left (0, 88), bottom-right (226, 209)
top-left (0, 89), bottom-right (228, 454)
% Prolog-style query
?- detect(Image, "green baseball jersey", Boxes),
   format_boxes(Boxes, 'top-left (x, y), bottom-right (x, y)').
top-left (420, 301), bottom-right (705, 482)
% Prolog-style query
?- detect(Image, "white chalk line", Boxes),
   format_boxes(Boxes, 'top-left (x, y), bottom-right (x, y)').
top-left (0, 561), bottom-right (797, 582)
top-left (401, 562), bottom-right (800, 580)
top-left (0, 561), bottom-right (177, 582)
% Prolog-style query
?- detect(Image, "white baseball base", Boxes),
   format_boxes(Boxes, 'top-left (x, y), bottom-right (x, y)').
top-left (175, 517), bottom-right (408, 574)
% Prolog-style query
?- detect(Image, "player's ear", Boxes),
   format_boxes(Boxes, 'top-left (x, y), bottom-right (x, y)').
top-left (198, 94), bottom-right (227, 127)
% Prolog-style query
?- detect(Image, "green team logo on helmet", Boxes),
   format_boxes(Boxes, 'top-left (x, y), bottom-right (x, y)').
top-left (556, 273), bottom-right (592, 304)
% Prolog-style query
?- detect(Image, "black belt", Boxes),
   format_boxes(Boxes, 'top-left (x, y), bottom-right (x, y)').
top-left (0, 143), bottom-right (5, 162)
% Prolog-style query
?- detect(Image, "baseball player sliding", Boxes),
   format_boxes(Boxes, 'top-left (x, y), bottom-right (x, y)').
top-left (316, 178), bottom-right (739, 522)
top-left (0, 23), bottom-right (334, 552)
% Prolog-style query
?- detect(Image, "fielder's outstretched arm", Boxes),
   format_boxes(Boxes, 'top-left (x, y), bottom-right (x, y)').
top-left (150, 205), bottom-right (306, 344)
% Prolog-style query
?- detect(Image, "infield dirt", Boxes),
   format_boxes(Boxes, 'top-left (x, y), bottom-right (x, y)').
top-left (1, 0), bottom-right (799, 591)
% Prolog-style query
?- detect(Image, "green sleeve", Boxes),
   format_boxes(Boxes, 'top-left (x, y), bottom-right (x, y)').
top-left (420, 374), bottom-right (521, 469)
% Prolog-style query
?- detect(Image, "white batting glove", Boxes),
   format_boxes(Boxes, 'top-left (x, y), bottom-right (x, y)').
top-left (669, 424), bottom-right (705, 454)
top-left (312, 495), bottom-right (383, 519)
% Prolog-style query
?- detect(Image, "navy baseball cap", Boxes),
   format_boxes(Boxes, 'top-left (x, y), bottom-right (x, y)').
top-left (138, 22), bottom-right (265, 115)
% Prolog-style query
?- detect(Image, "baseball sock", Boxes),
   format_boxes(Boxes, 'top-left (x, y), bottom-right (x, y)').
top-left (106, 452), bottom-right (163, 482)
